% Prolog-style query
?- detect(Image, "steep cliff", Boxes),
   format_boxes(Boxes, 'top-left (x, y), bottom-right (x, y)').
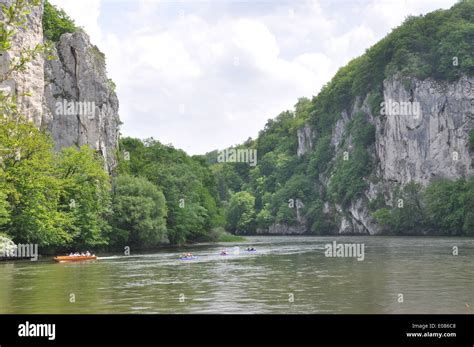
top-left (376, 75), bottom-right (473, 186)
top-left (213, 0), bottom-right (474, 236)
top-left (0, 0), bottom-right (45, 126)
top-left (0, 0), bottom-right (120, 173)
top-left (297, 74), bottom-right (474, 235)
top-left (43, 32), bottom-right (120, 173)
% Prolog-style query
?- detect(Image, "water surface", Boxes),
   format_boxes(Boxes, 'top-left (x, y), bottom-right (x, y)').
top-left (0, 236), bottom-right (472, 314)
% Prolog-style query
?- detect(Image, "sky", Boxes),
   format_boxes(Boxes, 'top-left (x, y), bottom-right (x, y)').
top-left (49, 0), bottom-right (457, 155)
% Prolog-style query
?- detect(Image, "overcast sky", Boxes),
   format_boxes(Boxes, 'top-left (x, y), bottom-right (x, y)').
top-left (49, 0), bottom-right (457, 155)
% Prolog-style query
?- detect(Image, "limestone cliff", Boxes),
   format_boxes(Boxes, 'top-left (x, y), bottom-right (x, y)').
top-left (0, 0), bottom-right (120, 173)
top-left (296, 74), bottom-right (474, 235)
top-left (43, 33), bottom-right (120, 173)
top-left (376, 75), bottom-right (473, 186)
top-left (0, 0), bottom-right (45, 126)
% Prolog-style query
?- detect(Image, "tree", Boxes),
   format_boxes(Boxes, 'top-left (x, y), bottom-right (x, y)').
top-left (42, 0), bottom-right (81, 42)
top-left (111, 175), bottom-right (167, 248)
top-left (425, 178), bottom-right (474, 235)
top-left (118, 137), bottom-right (224, 245)
top-left (0, 192), bottom-right (10, 227)
top-left (55, 146), bottom-right (111, 248)
top-left (0, 116), bottom-right (72, 246)
top-left (372, 182), bottom-right (426, 234)
top-left (226, 191), bottom-right (256, 233)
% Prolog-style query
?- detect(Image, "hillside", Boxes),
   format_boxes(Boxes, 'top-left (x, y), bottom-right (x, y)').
top-left (207, 0), bottom-right (474, 236)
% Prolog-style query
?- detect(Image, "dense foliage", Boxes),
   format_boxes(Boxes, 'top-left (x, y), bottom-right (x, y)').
top-left (117, 137), bottom-right (225, 245)
top-left (42, 0), bottom-right (80, 42)
top-left (372, 179), bottom-right (474, 236)
top-left (0, 115), bottom-right (112, 248)
top-left (110, 175), bottom-right (167, 248)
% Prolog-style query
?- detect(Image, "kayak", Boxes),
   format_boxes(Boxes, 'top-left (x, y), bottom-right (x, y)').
top-left (54, 256), bottom-right (97, 263)
top-left (220, 253), bottom-right (228, 256)
top-left (245, 250), bottom-right (257, 252)
top-left (180, 256), bottom-right (198, 261)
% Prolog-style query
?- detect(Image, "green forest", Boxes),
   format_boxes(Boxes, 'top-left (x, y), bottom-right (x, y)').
top-left (1, 0), bottom-right (473, 253)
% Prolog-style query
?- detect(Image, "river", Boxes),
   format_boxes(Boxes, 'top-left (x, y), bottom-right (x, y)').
top-left (0, 236), bottom-right (473, 314)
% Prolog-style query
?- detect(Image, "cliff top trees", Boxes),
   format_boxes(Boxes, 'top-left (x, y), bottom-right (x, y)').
top-left (43, 0), bottom-right (81, 42)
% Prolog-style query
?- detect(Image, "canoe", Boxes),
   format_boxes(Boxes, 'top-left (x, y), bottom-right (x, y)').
top-left (54, 255), bottom-right (97, 263)
top-left (180, 256), bottom-right (198, 261)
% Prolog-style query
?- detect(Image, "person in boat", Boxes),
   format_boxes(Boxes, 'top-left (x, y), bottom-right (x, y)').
top-left (69, 252), bottom-right (74, 256)
top-left (85, 251), bottom-right (91, 256)
top-left (74, 252), bottom-right (80, 256)
top-left (220, 250), bottom-right (228, 255)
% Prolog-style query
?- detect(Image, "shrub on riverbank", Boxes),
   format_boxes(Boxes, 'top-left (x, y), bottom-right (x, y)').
top-left (209, 227), bottom-right (246, 242)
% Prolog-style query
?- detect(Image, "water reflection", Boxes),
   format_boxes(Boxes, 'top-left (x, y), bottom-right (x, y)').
top-left (0, 236), bottom-right (472, 313)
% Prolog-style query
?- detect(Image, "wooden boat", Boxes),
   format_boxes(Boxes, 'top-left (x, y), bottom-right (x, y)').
top-left (54, 255), bottom-right (97, 263)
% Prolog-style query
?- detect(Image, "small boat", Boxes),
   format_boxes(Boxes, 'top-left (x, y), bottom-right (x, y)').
top-left (220, 252), bottom-right (228, 256)
top-left (245, 249), bottom-right (257, 253)
top-left (180, 256), bottom-right (198, 261)
top-left (54, 255), bottom-right (97, 263)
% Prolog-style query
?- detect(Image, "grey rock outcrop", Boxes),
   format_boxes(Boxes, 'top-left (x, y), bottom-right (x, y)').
top-left (297, 124), bottom-right (314, 156)
top-left (331, 110), bottom-right (350, 150)
top-left (286, 74), bottom-right (473, 236)
top-left (376, 74), bottom-right (473, 185)
top-left (257, 223), bottom-right (306, 235)
top-left (0, 0), bottom-right (45, 126)
top-left (44, 33), bottom-right (120, 173)
top-left (0, 1), bottom-right (120, 173)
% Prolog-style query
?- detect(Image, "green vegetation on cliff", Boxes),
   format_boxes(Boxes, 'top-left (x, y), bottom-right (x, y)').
top-left (42, 0), bottom-right (81, 42)
top-left (210, 1), bottom-right (474, 236)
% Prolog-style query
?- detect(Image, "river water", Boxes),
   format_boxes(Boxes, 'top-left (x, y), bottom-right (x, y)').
top-left (0, 236), bottom-right (473, 314)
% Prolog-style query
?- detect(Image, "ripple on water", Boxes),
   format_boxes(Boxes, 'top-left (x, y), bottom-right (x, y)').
top-left (1, 236), bottom-right (473, 313)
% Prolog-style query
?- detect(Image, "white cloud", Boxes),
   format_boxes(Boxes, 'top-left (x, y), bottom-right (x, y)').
top-left (48, 0), bottom-right (459, 155)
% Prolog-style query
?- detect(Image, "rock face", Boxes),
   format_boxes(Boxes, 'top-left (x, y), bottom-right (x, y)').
top-left (44, 33), bottom-right (120, 173)
top-left (376, 74), bottom-right (473, 185)
top-left (0, 0), bottom-right (45, 126)
top-left (258, 223), bottom-right (306, 235)
top-left (297, 124), bottom-right (314, 156)
top-left (292, 74), bottom-right (474, 235)
top-left (257, 198), bottom-right (307, 235)
top-left (0, 1), bottom-right (120, 173)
